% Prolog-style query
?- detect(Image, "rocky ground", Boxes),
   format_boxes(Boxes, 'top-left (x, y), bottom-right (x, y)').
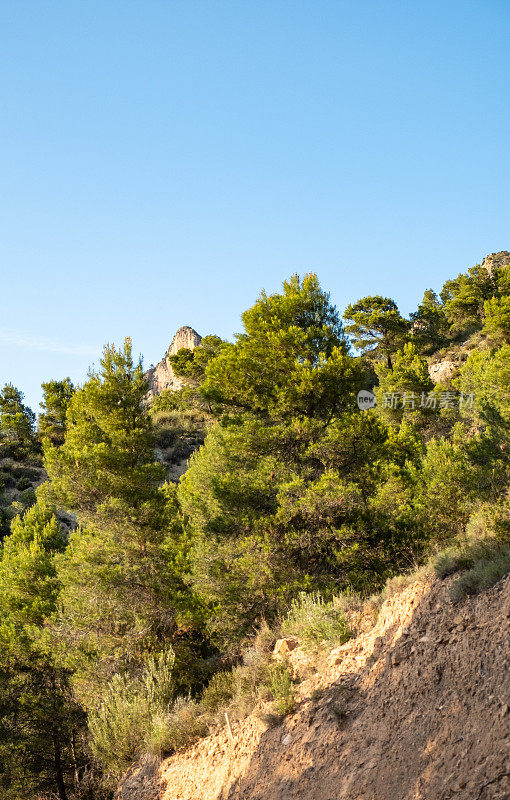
top-left (117, 574), bottom-right (510, 800)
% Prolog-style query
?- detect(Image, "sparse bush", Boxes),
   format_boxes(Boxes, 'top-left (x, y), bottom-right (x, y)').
top-left (200, 670), bottom-right (236, 713)
top-left (434, 546), bottom-right (474, 578)
top-left (16, 477), bottom-right (32, 491)
top-left (449, 546), bottom-right (510, 601)
top-left (200, 620), bottom-right (295, 726)
top-left (267, 662), bottom-right (295, 715)
top-left (0, 470), bottom-right (15, 488)
top-left (252, 620), bottom-right (278, 654)
top-left (88, 648), bottom-right (175, 783)
top-left (11, 465), bottom-right (40, 481)
top-left (156, 426), bottom-right (179, 448)
top-left (145, 698), bottom-right (209, 757)
top-left (431, 500), bottom-right (510, 599)
top-left (19, 487), bottom-right (36, 507)
top-left (367, 564), bottom-right (435, 620)
top-left (281, 592), bottom-right (351, 649)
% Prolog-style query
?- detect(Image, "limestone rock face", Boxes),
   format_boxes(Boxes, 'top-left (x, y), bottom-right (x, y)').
top-left (167, 326), bottom-right (203, 356)
top-left (429, 358), bottom-right (458, 384)
top-left (480, 251), bottom-right (510, 275)
top-left (145, 326), bottom-right (201, 401)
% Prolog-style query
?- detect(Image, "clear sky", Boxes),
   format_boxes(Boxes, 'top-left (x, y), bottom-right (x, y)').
top-left (1, 0), bottom-right (510, 412)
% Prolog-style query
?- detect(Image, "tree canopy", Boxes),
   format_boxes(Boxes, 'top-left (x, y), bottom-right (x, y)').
top-left (343, 295), bottom-right (408, 367)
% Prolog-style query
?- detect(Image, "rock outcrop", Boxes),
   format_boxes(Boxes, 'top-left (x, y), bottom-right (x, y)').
top-left (481, 251), bottom-right (510, 276)
top-left (428, 358), bottom-right (459, 384)
top-left (145, 327), bottom-right (202, 401)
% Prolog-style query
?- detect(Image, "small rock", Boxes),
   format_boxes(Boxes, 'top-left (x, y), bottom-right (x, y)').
top-left (329, 648), bottom-right (348, 666)
top-left (273, 638), bottom-right (299, 660)
top-left (282, 734), bottom-right (292, 746)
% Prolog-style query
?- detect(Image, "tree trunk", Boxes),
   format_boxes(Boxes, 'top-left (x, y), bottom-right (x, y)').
top-left (53, 731), bottom-right (68, 800)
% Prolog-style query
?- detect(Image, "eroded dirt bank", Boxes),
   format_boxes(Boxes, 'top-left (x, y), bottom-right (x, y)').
top-left (117, 575), bottom-right (510, 800)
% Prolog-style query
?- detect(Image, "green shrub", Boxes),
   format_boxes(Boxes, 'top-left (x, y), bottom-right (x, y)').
top-left (0, 470), bottom-right (15, 488)
top-left (156, 427), bottom-right (179, 448)
top-left (281, 592), bottom-right (351, 648)
top-left (200, 670), bottom-right (236, 714)
top-left (16, 477), bottom-right (32, 492)
top-left (430, 501), bottom-right (510, 600)
top-left (434, 545), bottom-right (474, 578)
top-left (200, 621), bottom-right (295, 726)
top-left (449, 546), bottom-right (510, 601)
top-left (88, 648), bottom-right (175, 784)
top-left (19, 487), bottom-right (36, 507)
top-left (11, 465), bottom-right (40, 481)
top-left (145, 698), bottom-right (209, 757)
top-left (267, 663), bottom-right (295, 715)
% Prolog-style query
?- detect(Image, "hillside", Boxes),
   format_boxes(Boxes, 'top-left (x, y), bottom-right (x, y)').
top-left (117, 574), bottom-right (510, 800)
top-left (3, 262), bottom-right (510, 800)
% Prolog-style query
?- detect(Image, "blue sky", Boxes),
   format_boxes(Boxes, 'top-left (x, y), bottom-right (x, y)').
top-left (1, 1), bottom-right (510, 412)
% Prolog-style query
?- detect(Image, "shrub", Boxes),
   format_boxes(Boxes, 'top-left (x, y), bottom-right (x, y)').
top-left (267, 663), bottom-right (295, 715)
top-left (200, 619), bottom-right (296, 727)
top-left (19, 487), bottom-right (36, 507)
top-left (16, 477), bottom-right (33, 492)
top-left (88, 648), bottom-right (175, 783)
top-left (431, 502), bottom-right (510, 600)
top-left (11, 465), bottom-right (40, 481)
top-left (449, 546), bottom-right (510, 601)
top-left (0, 470), bottom-right (15, 488)
top-left (145, 698), bottom-right (209, 757)
top-left (434, 546), bottom-right (475, 578)
top-left (281, 592), bottom-right (351, 648)
top-left (200, 670), bottom-right (236, 714)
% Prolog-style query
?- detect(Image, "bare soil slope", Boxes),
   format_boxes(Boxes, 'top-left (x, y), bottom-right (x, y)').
top-left (117, 574), bottom-right (510, 800)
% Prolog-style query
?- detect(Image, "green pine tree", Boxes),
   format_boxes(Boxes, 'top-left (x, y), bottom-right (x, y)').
top-left (0, 503), bottom-right (86, 800)
top-left (40, 339), bottom-right (197, 707)
top-left (0, 384), bottom-right (37, 460)
top-left (38, 378), bottom-right (75, 447)
top-left (343, 296), bottom-right (409, 368)
top-left (201, 273), bottom-right (357, 421)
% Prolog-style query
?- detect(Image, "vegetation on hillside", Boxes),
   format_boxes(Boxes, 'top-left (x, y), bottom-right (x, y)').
top-left (1, 256), bottom-right (510, 798)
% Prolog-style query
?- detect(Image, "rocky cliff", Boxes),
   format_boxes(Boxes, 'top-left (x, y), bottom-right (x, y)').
top-left (481, 251), bottom-right (510, 276)
top-left (117, 574), bottom-right (510, 800)
top-left (145, 327), bottom-right (202, 401)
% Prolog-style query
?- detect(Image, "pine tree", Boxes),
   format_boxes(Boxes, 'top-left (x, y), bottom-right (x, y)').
top-left (375, 343), bottom-right (435, 427)
top-left (42, 339), bottom-right (164, 519)
top-left (179, 277), bottom-right (409, 648)
top-left (343, 296), bottom-right (408, 368)
top-left (440, 263), bottom-right (496, 337)
top-left (201, 273), bottom-right (358, 421)
top-left (409, 289), bottom-right (448, 353)
top-left (38, 378), bottom-right (75, 447)
top-left (483, 296), bottom-right (510, 344)
top-left (0, 503), bottom-right (86, 800)
top-left (0, 384), bottom-right (37, 459)
top-left (40, 339), bottom-right (196, 706)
